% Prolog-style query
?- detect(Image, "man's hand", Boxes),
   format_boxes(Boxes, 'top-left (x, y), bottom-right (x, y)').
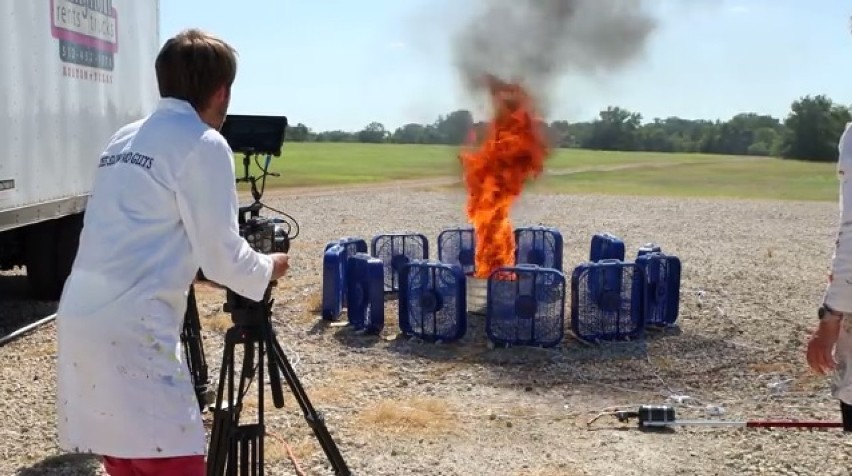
top-left (807, 316), bottom-right (843, 374)
top-left (270, 253), bottom-right (290, 281)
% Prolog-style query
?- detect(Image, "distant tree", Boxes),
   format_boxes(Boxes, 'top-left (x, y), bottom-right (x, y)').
top-left (357, 122), bottom-right (388, 143)
top-left (390, 123), bottom-right (428, 144)
top-left (288, 93), bottom-right (852, 162)
top-left (435, 109), bottom-right (475, 145)
top-left (781, 95), bottom-right (851, 161)
top-left (583, 106), bottom-right (643, 151)
top-left (286, 123), bottom-right (311, 142)
top-left (315, 130), bottom-right (355, 142)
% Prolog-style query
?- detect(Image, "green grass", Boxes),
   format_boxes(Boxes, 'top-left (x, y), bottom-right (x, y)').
top-left (240, 143), bottom-right (743, 187)
top-left (528, 157), bottom-right (838, 201)
top-left (239, 143), bottom-right (459, 187)
top-left (237, 142), bottom-right (839, 202)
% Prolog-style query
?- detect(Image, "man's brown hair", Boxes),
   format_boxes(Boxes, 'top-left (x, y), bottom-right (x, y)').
top-left (154, 29), bottom-right (238, 111)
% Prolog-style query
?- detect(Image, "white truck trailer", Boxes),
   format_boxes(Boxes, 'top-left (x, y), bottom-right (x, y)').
top-left (0, 0), bottom-right (161, 300)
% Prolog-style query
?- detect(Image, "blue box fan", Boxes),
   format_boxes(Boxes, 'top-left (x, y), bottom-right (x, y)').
top-left (485, 264), bottom-right (566, 348)
top-left (321, 243), bottom-right (346, 320)
top-left (398, 260), bottom-right (467, 342)
top-left (635, 252), bottom-right (681, 327)
top-left (570, 259), bottom-right (644, 342)
top-left (437, 227), bottom-right (476, 275)
top-left (370, 233), bottom-right (429, 293)
top-left (590, 232), bottom-right (625, 262)
top-left (345, 252), bottom-right (384, 334)
top-left (324, 236), bottom-right (368, 308)
top-left (515, 226), bottom-right (563, 271)
top-left (637, 242), bottom-right (662, 257)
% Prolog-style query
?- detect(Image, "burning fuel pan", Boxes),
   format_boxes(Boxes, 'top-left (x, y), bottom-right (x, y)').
top-left (466, 275), bottom-right (488, 315)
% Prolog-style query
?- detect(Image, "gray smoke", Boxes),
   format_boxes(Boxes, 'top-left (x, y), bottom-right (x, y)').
top-left (452, 0), bottom-right (658, 110)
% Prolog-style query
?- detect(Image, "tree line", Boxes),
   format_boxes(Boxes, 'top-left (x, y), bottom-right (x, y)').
top-left (284, 94), bottom-right (852, 162)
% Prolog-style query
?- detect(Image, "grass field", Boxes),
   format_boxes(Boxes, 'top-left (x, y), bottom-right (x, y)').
top-left (240, 142), bottom-right (839, 201)
top-left (528, 156), bottom-right (839, 201)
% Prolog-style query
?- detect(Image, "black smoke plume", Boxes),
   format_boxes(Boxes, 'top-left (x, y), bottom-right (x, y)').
top-left (452, 0), bottom-right (658, 110)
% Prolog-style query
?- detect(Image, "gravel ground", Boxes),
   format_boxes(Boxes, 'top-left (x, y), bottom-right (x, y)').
top-left (1, 183), bottom-right (849, 476)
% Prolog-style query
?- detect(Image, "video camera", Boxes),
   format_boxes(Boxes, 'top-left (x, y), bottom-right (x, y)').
top-left (192, 114), bottom-right (296, 288)
top-left (221, 114), bottom-right (297, 255)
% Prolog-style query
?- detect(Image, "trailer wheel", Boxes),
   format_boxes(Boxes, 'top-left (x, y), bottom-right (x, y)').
top-left (24, 213), bottom-right (84, 301)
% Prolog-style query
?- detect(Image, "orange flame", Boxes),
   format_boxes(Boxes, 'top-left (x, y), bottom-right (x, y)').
top-left (459, 75), bottom-right (549, 279)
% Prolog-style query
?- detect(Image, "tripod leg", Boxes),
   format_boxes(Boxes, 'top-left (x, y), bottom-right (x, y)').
top-left (208, 328), bottom-right (239, 476)
top-left (251, 336), bottom-right (265, 476)
top-left (182, 284), bottom-right (211, 411)
top-left (266, 330), bottom-right (351, 476)
top-left (210, 325), bottom-right (272, 476)
top-left (213, 286), bottom-right (350, 475)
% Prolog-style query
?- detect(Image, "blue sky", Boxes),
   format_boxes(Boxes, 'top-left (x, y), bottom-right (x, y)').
top-left (159, 0), bottom-right (852, 132)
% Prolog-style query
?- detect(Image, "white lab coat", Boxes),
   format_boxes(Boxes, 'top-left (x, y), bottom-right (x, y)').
top-left (826, 122), bottom-right (852, 404)
top-left (55, 98), bottom-right (274, 458)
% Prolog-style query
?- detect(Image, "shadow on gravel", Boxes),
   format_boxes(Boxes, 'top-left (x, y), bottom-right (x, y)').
top-left (329, 326), bottom-right (385, 349)
top-left (328, 311), bottom-right (755, 397)
top-left (16, 453), bottom-right (102, 476)
top-left (0, 274), bottom-right (59, 337)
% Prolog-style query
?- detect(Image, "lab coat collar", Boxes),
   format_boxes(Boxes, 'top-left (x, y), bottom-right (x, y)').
top-left (156, 97), bottom-right (200, 116)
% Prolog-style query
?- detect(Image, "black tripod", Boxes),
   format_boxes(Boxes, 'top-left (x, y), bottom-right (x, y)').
top-left (206, 282), bottom-right (351, 476)
top-left (182, 284), bottom-right (212, 412)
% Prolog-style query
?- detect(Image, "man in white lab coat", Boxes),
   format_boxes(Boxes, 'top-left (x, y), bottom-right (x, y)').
top-left (808, 121), bottom-right (852, 432)
top-left (55, 29), bottom-right (291, 475)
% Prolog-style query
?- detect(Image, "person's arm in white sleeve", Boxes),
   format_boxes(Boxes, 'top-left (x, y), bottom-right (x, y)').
top-left (174, 131), bottom-right (274, 302)
top-left (808, 125), bottom-right (852, 375)
top-left (825, 125), bottom-right (852, 314)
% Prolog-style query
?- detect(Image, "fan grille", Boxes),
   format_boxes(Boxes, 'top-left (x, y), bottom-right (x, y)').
top-left (399, 261), bottom-right (466, 342)
top-left (437, 227), bottom-right (476, 276)
top-left (486, 266), bottom-right (566, 348)
top-left (637, 253), bottom-right (681, 327)
top-left (371, 234), bottom-right (429, 292)
top-left (515, 226), bottom-right (563, 271)
top-left (571, 261), bottom-right (644, 342)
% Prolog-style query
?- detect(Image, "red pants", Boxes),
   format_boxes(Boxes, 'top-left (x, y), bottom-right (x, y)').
top-left (102, 455), bottom-right (205, 476)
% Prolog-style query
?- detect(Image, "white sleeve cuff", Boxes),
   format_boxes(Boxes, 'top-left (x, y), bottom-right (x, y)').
top-left (229, 252), bottom-right (274, 302)
top-left (825, 284), bottom-right (852, 315)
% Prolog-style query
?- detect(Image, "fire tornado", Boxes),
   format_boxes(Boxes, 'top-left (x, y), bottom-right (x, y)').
top-left (460, 75), bottom-right (548, 279)
top-left (451, 0), bottom-right (657, 279)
